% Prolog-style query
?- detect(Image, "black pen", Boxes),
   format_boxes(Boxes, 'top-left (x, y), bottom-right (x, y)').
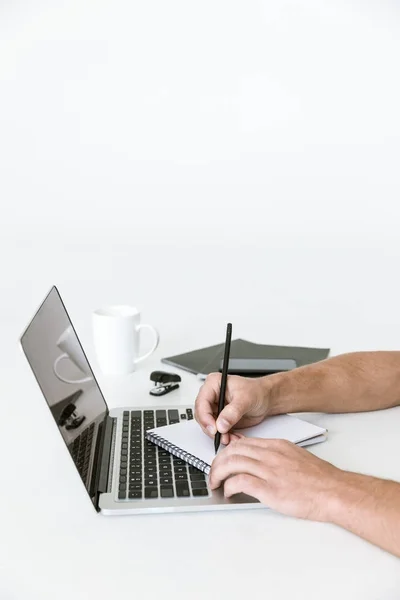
top-left (214, 322), bottom-right (232, 453)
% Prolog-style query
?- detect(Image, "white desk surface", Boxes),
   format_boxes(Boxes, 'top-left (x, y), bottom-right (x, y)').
top-left (2, 0), bottom-right (400, 597)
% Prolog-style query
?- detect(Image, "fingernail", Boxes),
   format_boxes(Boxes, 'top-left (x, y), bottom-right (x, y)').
top-left (207, 425), bottom-right (216, 435)
top-left (217, 418), bottom-right (230, 433)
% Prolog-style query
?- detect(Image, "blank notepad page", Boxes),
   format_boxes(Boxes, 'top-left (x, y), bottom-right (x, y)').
top-left (147, 414), bottom-right (326, 469)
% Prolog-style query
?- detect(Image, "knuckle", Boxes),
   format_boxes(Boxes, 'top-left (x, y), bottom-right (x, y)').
top-left (271, 439), bottom-right (291, 450)
top-left (226, 452), bottom-right (241, 467)
top-left (227, 439), bottom-right (241, 452)
top-left (236, 473), bottom-right (251, 488)
top-left (225, 403), bottom-right (242, 422)
top-left (206, 372), bottom-right (220, 384)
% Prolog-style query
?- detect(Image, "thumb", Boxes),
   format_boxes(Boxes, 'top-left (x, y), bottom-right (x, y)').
top-left (216, 398), bottom-right (250, 434)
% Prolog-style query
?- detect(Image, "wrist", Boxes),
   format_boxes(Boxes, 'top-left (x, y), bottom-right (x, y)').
top-left (261, 371), bottom-right (294, 416)
top-left (322, 470), bottom-right (376, 526)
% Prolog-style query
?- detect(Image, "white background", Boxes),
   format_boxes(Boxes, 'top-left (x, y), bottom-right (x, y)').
top-left (1, 1), bottom-right (400, 598)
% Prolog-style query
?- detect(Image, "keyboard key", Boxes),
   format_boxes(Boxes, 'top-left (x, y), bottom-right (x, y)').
top-left (192, 488), bottom-right (208, 497)
top-left (175, 473), bottom-right (188, 481)
top-left (159, 457), bottom-right (171, 465)
top-left (123, 411), bottom-right (129, 417)
top-left (174, 466), bottom-right (187, 474)
top-left (160, 477), bottom-right (173, 485)
top-left (120, 476), bottom-right (127, 483)
top-left (145, 478), bottom-right (158, 487)
top-left (190, 473), bottom-right (205, 481)
top-left (120, 468), bottom-right (127, 476)
top-left (189, 466), bottom-right (202, 474)
top-left (168, 409), bottom-right (179, 423)
top-left (161, 486), bottom-right (174, 498)
top-left (145, 487), bottom-right (158, 499)
top-left (144, 467), bottom-right (157, 474)
top-left (121, 443), bottom-right (128, 449)
top-left (156, 410), bottom-right (167, 419)
top-left (119, 483), bottom-right (127, 491)
top-left (121, 449), bottom-right (128, 456)
top-left (130, 470), bottom-right (143, 477)
top-left (191, 481), bottom-right (207, 490)
top-left (128, 491), bottom-right (142, 499)
top-left (118, 491), bottom-right (126, 499)
top-left (129, 483), bottom-right (142, 491)
top-left (176, 483), bottom-right (190, 497)
top-left (159, 464), bottom-right (171, 471)
top-left (130, 410), bottom-right (142, 418)
top-left (173, 459), bottom-right (186, 466)
top-left (180, 414), bottom-right (186, 419)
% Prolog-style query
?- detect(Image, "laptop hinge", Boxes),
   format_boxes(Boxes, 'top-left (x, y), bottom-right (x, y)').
top-left (97, 415), bottom-right (115, 495)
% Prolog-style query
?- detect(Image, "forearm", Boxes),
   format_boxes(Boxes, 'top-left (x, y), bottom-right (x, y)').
top-left (326, 471), bottom-right (400, 557)
top-left (267, 351), bottom-right (400, 415)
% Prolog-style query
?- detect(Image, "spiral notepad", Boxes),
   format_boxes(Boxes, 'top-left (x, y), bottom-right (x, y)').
top-left (145, 430), bottom-right (211, 473)
top-left (146, 415), bottom-right (327, 475)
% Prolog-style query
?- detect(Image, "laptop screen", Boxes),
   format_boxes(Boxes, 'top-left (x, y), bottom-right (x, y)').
top-left (20, 286), bottom-right (108, 508)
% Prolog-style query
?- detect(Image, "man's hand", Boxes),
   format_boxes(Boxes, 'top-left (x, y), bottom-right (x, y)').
top-left (208, 436), bottom-right (400, 558)
top-left (209, 437), bottom-right (342, 521)
top-left (194, 373), bottom-right (270, 445)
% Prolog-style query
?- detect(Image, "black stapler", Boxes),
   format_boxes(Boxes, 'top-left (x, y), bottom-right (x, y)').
top-left (149, 371), bottom-right (181, 396)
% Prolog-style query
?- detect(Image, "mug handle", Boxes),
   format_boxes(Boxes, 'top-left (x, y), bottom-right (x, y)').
top-left (53, 353), bottom-right (92, 384)
top-left (134, 324), bottom-right (160, 364)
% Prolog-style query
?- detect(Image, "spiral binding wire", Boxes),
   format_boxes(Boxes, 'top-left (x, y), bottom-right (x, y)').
top-left (145, 431), bottom-right (211, 475)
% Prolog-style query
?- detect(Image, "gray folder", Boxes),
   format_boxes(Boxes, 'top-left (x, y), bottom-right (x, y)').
top-left (162, 339), bottom-right (330, 377)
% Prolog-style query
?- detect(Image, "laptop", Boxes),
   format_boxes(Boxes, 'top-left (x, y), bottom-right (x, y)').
top-left (20, 286), bottom-right (261, 515)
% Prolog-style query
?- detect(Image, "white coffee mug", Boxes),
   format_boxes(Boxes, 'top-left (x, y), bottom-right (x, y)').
top-left (54, 325), bottom-right (93, 384)
top-left (92, 305), bottom-right (160, 375)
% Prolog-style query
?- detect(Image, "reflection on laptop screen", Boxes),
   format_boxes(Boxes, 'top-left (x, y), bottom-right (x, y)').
top-left (20, 286), bottom-right (108, 507)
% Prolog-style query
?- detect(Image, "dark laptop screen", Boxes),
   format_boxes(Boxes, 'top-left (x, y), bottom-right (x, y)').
top-left (20, 286), bottom-right (108, 507)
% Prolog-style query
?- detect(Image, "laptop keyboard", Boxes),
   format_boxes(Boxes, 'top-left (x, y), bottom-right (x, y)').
top-left (69, 422), bottom-right (95, 485)
top-left (117, 408), bottom-right (209, 501)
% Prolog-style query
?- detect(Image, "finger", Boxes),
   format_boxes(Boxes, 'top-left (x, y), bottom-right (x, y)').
top-left (224, 473), bottom-right (269, 503)
top-left (209, 455), bottom-right (265, 490)
top-left (228, 432), bottom-right (242, 442)
top-left (194, 373), bottom-right (221, 436)
top-left (219, 432), bottom-right (243, 446)
top-left (213, 439), bottom-right (270, 468)
top-left (216, 394), bottom-right (254, 434)
top-left (220, 432), bottom-right (231, 446)
top-left (230, 437), bottom-right (295, 453)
